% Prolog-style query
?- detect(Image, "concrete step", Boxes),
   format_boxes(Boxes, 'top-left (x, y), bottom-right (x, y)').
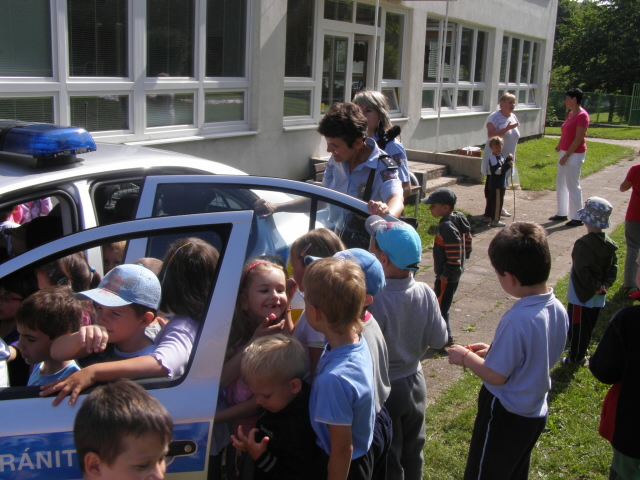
top-left (423, 175), bottom-right (461, 193)
top-left (405, 160), bottom-right (463, 196)
top-left (407, 160), bottom-right (448, 180)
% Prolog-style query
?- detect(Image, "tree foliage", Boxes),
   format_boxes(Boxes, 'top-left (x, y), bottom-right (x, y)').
top-left (553, 0), bottom-right (640, 95)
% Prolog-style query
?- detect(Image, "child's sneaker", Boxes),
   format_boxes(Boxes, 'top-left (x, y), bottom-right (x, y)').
top-left (561, 356), bottom-right (586, 366)
top-left (501, 208), bottom-right (511, 217)
top-left (490, 220), bottom-right (506, 227)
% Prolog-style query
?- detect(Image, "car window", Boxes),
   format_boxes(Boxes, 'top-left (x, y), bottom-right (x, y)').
top-left (146, 181), bottom-right (368, 261)
top-left (92, 179), bottom-right (143, 225)
top-left (0, 218), bottom-right (233, 399)
top-left (0, 192), bottom-right (79, 264)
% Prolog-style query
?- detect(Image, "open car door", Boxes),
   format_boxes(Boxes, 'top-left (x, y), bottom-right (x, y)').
top-left (0, 210), bottom-right (252, 479)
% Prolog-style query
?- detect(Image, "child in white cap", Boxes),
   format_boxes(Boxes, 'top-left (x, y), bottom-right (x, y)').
top-left (564, 196), bottom-right (618, 365)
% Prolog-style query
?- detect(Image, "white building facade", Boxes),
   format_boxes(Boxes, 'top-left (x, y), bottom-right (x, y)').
top-left (0, 0), bottom-right (557, 179)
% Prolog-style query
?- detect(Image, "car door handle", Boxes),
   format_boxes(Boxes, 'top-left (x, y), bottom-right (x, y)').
top-left (167, 439), bottom-right (198, 460)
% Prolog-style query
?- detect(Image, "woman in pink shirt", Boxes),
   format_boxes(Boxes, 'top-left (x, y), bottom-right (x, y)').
top-left (549, 88), bottom-right (590, 227)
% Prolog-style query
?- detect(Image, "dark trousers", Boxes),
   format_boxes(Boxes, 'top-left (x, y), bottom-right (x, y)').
top-left (486, 186), bottom-right (506, 221)
top-left (464, 385), bottom-right (546, 480)
top-left (371, 406), bottom-right (393, 480)
top-left (319, 407), bottom-right (392, 480)
top-left (384, 371), bottom-right (427, 480)
top-left (434, 277), bottom-right (459, 339)
top-left (567, 303), bottom-right (602, 362)
top-left (483, 177), bottom-right (491, 217)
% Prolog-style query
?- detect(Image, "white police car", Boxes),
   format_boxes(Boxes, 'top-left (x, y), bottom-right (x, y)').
top-left (0, 122), bottom-right (372, 479)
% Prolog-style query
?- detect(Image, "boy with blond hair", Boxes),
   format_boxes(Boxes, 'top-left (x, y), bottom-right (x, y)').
top-left (448, 222), bottom-right (568, 479)
top-left (16, 287), bottom-right (83, 386)
top-left (74, 378), bottom-right (173, 480)
top-left (102, 240), bottom-right (126, 274)
top-left (231, 334), bottom-right (323, 480)
top-left (303, 257), bottom-right (375, 480)
top-left (366, 216), bottom-right (447, 480)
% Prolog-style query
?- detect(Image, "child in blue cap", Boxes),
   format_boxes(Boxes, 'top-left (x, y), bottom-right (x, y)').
top-left (50, 264), bottom-right (161, 368)
top-left (366, 215), bottom-right (447, 480)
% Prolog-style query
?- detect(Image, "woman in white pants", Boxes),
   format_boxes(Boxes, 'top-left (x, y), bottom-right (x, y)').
top-left (549, 88), bottom-right (589, 227)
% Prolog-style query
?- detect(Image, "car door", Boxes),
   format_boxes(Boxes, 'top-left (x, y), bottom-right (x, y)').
top-left (134, 175), bottom-right (373, 262)
top-left (0, 210), bottom-right (252, 480)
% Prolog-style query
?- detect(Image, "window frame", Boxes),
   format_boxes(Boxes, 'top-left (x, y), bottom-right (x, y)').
top-left (283, 0), bottom-right (407, 126)
top-left (499, 34), bottom-right (541, 107)
top-left (379, 7), bottom-right (406, 115)
top-left (422, 18), bottom-right (489, 114)
top-left (0, 0), bottom-right (251, 142)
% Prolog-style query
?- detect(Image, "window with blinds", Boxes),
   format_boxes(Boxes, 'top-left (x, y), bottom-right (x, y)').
top-left (70, 96), bottom-right (129, 132)
top-left (147, 0), bottom-right (195, 77)
top-left (68, 0), bottom-right (128, 77)
top-left (0, 97), bottom-right (53, 123)
top-left (285, 0), bottom-right (314, 78)
top-left (0, 0), bottom-right (52, 77)
top-left (206, 0), bottom-right (246, 78)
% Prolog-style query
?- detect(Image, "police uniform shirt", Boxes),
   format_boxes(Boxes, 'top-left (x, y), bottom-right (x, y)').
top-left (322, 137), bottom-right (402, 204)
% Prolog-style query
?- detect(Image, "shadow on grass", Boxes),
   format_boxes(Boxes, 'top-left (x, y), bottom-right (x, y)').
top-left (529, 162), bottom-right (548, 170)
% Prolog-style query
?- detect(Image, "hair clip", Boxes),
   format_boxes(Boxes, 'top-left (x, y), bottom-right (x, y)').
top-left (299, 243), bottom-right (313, 258)
top-left (246, 261), bottom-right (269, 273)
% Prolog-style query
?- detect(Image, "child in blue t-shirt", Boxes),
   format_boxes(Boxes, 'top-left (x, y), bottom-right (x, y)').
top-left (15, 286), bottom-right (83, 386)
top-left (448, 222), bottom-right (568, 479)
top-left (303, 256), bottom-right (375, 480)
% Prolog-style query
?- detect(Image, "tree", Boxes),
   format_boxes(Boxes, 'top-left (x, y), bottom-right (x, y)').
top-left (553, 0), bottom-right (640, 96)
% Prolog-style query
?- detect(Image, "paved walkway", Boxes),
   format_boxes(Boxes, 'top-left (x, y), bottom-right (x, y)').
top-left (417, 138), bottom-right (640, 405)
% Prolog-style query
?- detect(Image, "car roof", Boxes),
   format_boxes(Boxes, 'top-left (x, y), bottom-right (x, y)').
top-left (0, 142), bottom-right (246, 197)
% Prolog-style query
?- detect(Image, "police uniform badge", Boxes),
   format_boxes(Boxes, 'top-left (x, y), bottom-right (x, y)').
top-left (378, 154), bottom-right (398, 183)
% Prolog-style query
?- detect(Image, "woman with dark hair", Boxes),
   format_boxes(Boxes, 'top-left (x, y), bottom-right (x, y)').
top-left (549, 87), bottom-right (590, 227)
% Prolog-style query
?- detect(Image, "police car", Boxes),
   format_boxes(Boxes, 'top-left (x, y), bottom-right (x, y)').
top-left (0, 122), bottom-right (372, 479)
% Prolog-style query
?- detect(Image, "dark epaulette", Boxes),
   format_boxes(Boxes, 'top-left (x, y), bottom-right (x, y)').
top-left (378, 154), bottom-right (398, 170)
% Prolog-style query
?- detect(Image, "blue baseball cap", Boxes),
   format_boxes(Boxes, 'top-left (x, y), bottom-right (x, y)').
top-left (304, 248), bottom-right (386, 297)
top-left (365, 215), bottom-right (422, 271)
top-left (76, 264), bottom-right (161, 310)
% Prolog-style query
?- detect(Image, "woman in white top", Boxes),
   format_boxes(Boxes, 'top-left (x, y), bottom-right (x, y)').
top-left (481, 93), bottom-right (520, 221)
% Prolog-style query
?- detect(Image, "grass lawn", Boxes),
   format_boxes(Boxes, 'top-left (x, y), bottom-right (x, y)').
top-left (403, 203), bottom-right (441, 255)
top-left (404, 137), bottom-right (633, 247)
top-left (515, 137), bottom-right (634, 190)
top-left (422, 224), bottom-right (628, 480)
top-left (545, 125), bottom-right (640, 141)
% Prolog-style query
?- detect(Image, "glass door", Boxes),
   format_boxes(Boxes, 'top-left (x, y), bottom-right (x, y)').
top-left (321, 33), bottom-right (374, 113)
top-left (322, 34), bottom-right (349, 113)
top-left (351, 36), bottom-right (370, 98)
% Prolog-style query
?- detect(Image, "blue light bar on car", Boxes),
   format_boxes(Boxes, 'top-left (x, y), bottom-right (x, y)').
top-left (0, 120), bottom-right (96, 166)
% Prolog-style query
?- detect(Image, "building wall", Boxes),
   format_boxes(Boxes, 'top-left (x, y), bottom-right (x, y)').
top-left (0, 0), bottom-right (557, 179)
